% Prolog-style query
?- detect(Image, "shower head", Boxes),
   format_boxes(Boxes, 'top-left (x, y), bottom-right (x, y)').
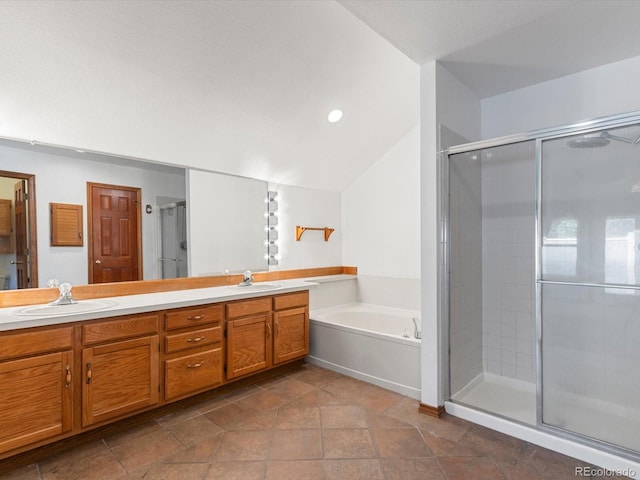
top-left (566, 133), bottom-right (610, 149)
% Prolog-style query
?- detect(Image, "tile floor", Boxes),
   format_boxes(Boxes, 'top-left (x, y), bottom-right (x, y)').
top-left (0, 363), bottom-right (621, 479)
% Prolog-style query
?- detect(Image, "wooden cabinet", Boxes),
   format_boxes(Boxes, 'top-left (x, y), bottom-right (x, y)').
top-left (164, 305), bottom-right (223, 401)
top-left (0, 288), bottom-right (310, 459)
top-left (226, 297), bottom-right (272, 380)
top-left (273, 292), bottom-right (309, 365)
top-left (81, 314), bottom-right (160, 427)
top-left (0, 326), bottom-right (73, 456)
top-left (0, 199), bottom-right (13, 254)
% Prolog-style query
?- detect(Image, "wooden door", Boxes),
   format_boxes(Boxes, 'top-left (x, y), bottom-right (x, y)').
top-left (88, 183), bottom-right (142, 284)
top-left (273, 306), bottom-right (309, 365)
top-left (226, 314), bottom-right (272, 379)
top-left (0, 351), bottom-right (73, 454)
top-left (82, 335), bottom-right (159, 427)
top-left (13, 181), bottom-right (29, 288)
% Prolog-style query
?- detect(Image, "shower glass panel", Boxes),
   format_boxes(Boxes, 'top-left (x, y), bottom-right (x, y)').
top-left (448, 140), bottom-right (536, 425)
top-left (540, 123), bottom-right (640, 453)
top-left (160, 201), bottom-right (188, 279)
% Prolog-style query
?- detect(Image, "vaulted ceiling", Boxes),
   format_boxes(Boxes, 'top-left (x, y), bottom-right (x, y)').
top-left (1, 1), bottom-right (640, 191)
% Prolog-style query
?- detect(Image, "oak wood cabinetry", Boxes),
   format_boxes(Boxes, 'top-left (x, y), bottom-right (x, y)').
top-left (226, 292), bottom-right (310, 378)
top-left (0, 327), bottom-right (73, 455)
top-left (226, 297), bottom-right (272, 379)
top-left (0, 288), bottom-right (309, 460)
top-left (164, 305), bottom-right (223, 400)
top-left (273, 291), bottom-right (309, 365)
top-left (81, 314), bottom-right (160, 427)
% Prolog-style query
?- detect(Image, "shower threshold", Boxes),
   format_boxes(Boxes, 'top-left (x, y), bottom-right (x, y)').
top-left (451, 372), bottom-right (536, 426)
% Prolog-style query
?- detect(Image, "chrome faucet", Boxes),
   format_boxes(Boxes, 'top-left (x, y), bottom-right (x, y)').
top-left (49, 282), bottom-right (78, 306)
top-left (412, 317), bottom-right (421, 339)
top-left (238, 270), bottom-right (254, 287)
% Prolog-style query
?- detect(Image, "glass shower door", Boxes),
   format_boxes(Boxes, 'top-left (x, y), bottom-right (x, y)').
top-left (540, 123), bottom-right (640, 454)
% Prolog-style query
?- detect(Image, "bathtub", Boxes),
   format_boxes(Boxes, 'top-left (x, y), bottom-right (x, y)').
top-left (307, 303), bottom-right (421, 399)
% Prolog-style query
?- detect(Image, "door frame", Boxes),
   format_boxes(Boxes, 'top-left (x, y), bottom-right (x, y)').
top-left (87, 182), bottom-right (142, 284)
top-left (0, 170), bottom-right (38, 288)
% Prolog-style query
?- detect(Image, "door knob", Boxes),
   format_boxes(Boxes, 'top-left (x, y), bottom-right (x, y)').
top-left (95, 260), bottom-right (101, 264)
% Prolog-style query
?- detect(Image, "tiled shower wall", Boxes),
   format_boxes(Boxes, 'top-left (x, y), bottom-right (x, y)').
top-left (449, 154), bottom-right (484, 395)
top-left (481, 143), bottom-right (536, 383)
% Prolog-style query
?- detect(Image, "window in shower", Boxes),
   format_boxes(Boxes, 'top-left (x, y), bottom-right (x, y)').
top-left (605, 217), bottom-right (637, 287)
top-left (542, 217), bottom-right (578, 277)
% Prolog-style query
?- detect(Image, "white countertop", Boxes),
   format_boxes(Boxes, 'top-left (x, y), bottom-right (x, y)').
top-left (0, 279), bottom-right (317, 332)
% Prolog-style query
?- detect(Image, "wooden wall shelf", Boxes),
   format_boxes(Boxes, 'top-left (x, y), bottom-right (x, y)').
top-left (295, 226), bottom-right (334, 242)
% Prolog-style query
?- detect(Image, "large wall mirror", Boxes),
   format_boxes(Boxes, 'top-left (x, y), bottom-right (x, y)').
top-left (0, 137), bottom-right (268, 290)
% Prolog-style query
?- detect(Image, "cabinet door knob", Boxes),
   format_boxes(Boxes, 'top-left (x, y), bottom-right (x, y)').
top-left (65, 365), bottom-right (72, 388)
top-left (86, 362), bottom-right (92, 384)
top-left (266, 322), bottom-right (271, 338)
top-left (95, 260), bottom-right (101, 264)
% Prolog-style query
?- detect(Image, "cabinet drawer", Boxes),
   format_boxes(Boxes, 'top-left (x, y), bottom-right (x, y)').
top-left (273, 291), bottom-right (308, 311)
top-left (165, 326), bottom-right (221, 354)
top-left (165, 348), bottom-right (222, 400)
top-left (82, 314), bottom-right (159, 345)
top-left (226, 297), bottom-right (271, 319)
top-left (0, 327), bottom-right (73, 361)
top-left (165, 305), bottom-right (223, 331)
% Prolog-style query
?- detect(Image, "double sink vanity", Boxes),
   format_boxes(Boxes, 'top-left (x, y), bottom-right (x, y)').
top-left (0, 279), bottom-right (313, 460)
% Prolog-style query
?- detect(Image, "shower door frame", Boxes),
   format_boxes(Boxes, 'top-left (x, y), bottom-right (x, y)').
top-left (443, 109), bottom-right (640, 461)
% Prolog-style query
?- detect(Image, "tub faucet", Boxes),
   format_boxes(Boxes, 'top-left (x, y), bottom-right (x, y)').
top-left (412, 317), bottom-right (421, 339)
top-left (238, 270), bottom-right (254, 287)
top-left (49, 282), bottom-right (78, 306)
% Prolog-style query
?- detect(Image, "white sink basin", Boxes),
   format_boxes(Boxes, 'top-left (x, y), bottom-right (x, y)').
top-left (14, 300), bottom-right (118, 317)
top-left (228, 283), bottom-right (282, 292)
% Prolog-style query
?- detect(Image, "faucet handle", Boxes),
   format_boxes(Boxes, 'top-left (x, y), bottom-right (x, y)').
top-left (47, 278), bottom-right (60, 288)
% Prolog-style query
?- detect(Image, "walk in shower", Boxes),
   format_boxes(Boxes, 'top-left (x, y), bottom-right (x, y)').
top-left (159, 201), bottom-right (188, 279)
top-left (446, 114), bottom-right (640, 460)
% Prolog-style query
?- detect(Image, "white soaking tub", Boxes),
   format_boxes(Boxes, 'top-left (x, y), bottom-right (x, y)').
top-left (307, 303), bottom-right (421, 399)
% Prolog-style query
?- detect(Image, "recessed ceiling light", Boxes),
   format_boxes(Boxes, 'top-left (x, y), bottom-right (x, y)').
top-left (327, 109), bottom-right (343, 123)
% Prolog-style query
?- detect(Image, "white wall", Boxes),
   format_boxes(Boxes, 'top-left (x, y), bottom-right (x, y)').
top-left (0, 143), bottom-right (185, 287)
top-left (268, 183), bottom-right (341, 271)
top-left (482, 55), bottom-right (640, 139)
top-left (341, 126), bottom-right (421, 310)
top-left (342, 126), bottom-right (420, 278)
top-left (420, 61), bottom-right (440, 408)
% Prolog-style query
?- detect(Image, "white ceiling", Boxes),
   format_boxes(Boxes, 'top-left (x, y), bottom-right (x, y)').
top-left (339, 0), bottom-right (640, 98)
top-left (3, 1), bottom-right (640, 191)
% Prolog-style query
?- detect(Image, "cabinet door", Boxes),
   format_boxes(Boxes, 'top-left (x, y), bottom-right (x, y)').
top-left (82, 335), bottom-right (159, 427)
top-left (0, 351), bottom-right (73, 455)
top-left (273, 307), bottom-right (309, 365)
top-left (226, 314), bottom-right (271, 379)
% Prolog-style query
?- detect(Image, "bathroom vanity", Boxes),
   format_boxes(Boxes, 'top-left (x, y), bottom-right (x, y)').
top-left (0, 283), bottom-right (310, 459)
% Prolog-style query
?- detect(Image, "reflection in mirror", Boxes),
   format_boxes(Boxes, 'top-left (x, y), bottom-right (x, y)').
top-left (187, 169), bottom-right (267, 277)
top-left (0, 137), bottom-right (269, 290)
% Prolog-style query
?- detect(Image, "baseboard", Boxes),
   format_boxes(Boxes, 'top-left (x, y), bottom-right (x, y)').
top-left (419, 402), bottom-right (445, 418)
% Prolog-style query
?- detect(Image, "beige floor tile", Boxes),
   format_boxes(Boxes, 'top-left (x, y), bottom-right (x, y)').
top-left (266, 460), bottom-right (325, 480)
top-left (320, 406), bottom-right (368, 429)
top-left (322, 429), bottom-right (376, 459)
top-left (205, 461), bottom-right (266, 480)
top-left (276, 407), bottom-right (321, 429)
top-left (323, 459), bottom-right (384, 480)
top-left (109, 429), bottom-right (183, 472)
top-left (213, 431), bottom-right (271, 461)
top-left (269, 430), bottom-right (323, 460)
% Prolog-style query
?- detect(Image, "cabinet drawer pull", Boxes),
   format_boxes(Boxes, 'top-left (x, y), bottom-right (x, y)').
top-left (186, 314), bottom-right (205, 321)
top-left (86, 362), bottom-right (92, 384)
top-left (65, 365), bottom-right (71, 388)
top-left (186, 336), bottom-right (206, 343)
top-left (187, 361), bottom-right (205, 368)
